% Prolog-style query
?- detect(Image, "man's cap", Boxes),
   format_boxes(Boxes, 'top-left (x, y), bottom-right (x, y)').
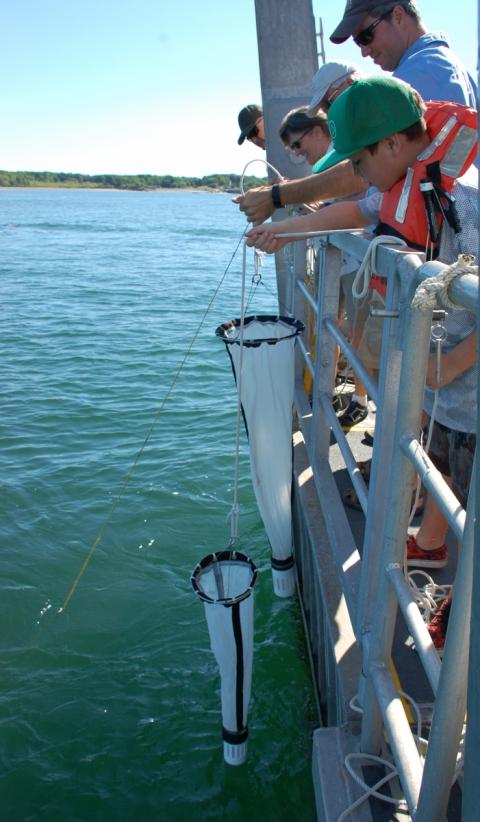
top-left (308, 61), bottom-right (359, 111)
top-left (238, 104), bottom-right (263, 144)
top-left (330, 0), bottom-right (406, 44)
top-left (312, 76), bottom-right (423, 174)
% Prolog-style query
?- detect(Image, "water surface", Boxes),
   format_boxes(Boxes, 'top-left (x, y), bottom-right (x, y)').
top-left (1, 188), bottom-right (317, 820)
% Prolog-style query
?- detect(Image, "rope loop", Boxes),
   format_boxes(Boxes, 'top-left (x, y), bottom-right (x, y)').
top-left (352, 235), bottom-right (407, 300)
top-left (239, 158), bottom-right (283, 198)
top-left (412, 253), bottom-right (478, 310)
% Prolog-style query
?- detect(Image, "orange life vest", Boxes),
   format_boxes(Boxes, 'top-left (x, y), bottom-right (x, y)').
top-left (371, 101), bottom-right (477, 296)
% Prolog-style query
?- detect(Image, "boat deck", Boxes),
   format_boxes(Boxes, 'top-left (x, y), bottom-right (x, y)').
top-left (295, 393), bottom-right (462, 820)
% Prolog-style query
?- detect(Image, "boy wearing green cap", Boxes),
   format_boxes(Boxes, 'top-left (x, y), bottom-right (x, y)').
top-left (247, 76), bottom-right (476, 253)
top-left (247, 75), bottom-right (478, 651)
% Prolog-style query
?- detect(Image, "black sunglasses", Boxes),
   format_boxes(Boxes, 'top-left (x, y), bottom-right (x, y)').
top-left (289, 127), bottom-right (313, 151)
top-left (247, 125), bottom-right (259, 141)
top-left (353, 9), bottom-right (393, 47)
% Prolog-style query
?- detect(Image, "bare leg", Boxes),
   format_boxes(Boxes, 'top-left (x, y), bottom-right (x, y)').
top-left (412, 475), bottom-right (452, 549)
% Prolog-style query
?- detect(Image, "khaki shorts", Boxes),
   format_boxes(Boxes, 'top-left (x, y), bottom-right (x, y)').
top-left (339, 270), bottom-right (371, 336)
top-left (356, 291), bottom-right (385, 371)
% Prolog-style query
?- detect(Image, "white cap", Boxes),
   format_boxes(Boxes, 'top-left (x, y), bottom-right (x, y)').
top-left (224, 739), bottom-right (248, 765)
top-left (308, 61), bottom-right (360, 112)
top-left (271, 566), bottom-right (296, 598)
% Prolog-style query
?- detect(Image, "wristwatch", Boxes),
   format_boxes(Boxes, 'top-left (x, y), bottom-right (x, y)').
top-left (271, 184), bottom-right (283, 209)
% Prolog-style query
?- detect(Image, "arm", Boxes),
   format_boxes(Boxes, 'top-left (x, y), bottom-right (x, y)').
top-left (233, 160), bottom-right (368, 225)
top-left (426, 330), bottom-right (477, 389)
top-left (246, 200), bottom-right (370, 253)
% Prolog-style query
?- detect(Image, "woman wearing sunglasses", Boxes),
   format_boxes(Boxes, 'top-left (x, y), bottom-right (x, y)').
top-left (278, 108), bottom-right (331, 168)
top-left (278, 105), bottom-right (372, 429)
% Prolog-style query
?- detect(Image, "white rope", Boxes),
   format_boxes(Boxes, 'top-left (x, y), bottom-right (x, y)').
top-left (411, 253), bottom-right (478, 310)
top-left (238, 158), bottom-right (283, 307)
top-left (227, 241), bottom-right (248, 544)
top-left (337, 688), bottom-right (421, 821)
top-left (407, 569), bottom-right (452, 623)
top-left (352, 235), bottom-right (407, 300)
top-left (337, 754), bottom-right (407, 821)
top-left (337, 683), bottom-right (463, 821)
top-left (239, 158), bottom-right (283, 197)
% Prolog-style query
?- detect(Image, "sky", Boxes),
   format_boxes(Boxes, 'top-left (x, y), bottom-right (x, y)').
top-left (1, 0), bottom-right (478, 177)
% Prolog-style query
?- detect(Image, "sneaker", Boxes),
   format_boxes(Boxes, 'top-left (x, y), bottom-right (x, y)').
top-left (338, 399), bottom-right (368, 429)
top-left (332, 393), bottom-right (348, 414)
top-left (406, 534), bottom-right (448, 568)
top-left (427, 596), bottom-right (452, 655)
top-left (335, 372), bottom-right (355, 388)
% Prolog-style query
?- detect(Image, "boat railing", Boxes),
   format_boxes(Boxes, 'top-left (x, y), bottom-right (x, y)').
top-left (280, 229), bottom-right (477, 818)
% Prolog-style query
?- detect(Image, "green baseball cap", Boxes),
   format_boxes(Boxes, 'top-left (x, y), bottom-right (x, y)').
top-left (312, 76), bottom-right (423, 174)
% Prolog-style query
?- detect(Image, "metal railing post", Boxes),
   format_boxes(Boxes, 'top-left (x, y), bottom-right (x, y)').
top-left (360, 293), bottom-right (433, 763)
top-left (312, 241), bottom-right (343, 466)
top-left (356, 253), bottom-right (421, 641)
top-left (415, 464), bottom-right (475, 821)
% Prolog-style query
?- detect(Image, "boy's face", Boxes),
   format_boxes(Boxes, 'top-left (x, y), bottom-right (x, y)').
top-left (350, 139), bottom-right (405, 192)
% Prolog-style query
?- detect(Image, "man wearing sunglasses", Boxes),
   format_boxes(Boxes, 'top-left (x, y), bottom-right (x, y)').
top-left (234, 2), bottom-right (476, 225)
top-left (237, 104), bottom-right (266, 150)
top-left (331, 1), bottom-right (476, 107)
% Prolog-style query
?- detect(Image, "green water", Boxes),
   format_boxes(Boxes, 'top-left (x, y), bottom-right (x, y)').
top-left (1, 188), bottom-right (317, 820)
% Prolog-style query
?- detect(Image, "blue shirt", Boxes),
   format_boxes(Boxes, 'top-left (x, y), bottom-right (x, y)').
top-left (393, 32), bottom-right (478, 108)
top-left (422, 167), bottom-right (478, 433)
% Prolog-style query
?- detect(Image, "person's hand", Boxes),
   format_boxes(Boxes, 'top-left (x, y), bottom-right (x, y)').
top-left (232, 186), bottom-right (275, 225)
top-left (246, 224), bottom-right (289, 253)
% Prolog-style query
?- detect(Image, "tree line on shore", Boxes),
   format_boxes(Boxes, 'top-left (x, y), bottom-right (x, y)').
top-left (0, 170), bottom-right (266, 192)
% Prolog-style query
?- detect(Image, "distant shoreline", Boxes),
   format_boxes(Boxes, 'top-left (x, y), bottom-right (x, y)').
top-left (0, 170), bottom-right (262, 193)
top-left (0, 185), bottom-right (236, 194)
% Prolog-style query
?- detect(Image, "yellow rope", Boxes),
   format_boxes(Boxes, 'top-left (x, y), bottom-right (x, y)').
top-left (60, 228), bottom-right (248, 612)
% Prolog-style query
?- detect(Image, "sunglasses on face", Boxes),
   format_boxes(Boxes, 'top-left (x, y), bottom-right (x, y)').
top-left (289, 127), bottom-right (313, 151)
top-left (353, 9), bottom-right (392, 47)
top-left (247, 124), bottom-right (259, 141)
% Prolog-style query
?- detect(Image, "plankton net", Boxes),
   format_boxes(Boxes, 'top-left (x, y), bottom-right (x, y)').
top-left (191, 550), bottom-right (257, 765)
top-left (216, 314), bottom-right (304, 597)
top-left (191, 241), bottom-right (302, 765)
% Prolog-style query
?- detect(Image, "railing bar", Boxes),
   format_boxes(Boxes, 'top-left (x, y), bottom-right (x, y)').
top-left (415, 470), bottom-right (475, 821)
top-left (386, 564), bottom-right (441, 693)
top-left (274, 228), bottom-right (367, 239)
top-left (294, 381), bottom-right (312, 419)
top-left (318, 393), bottom-right (369, 513)
top-left (296, 335), bottom-right (315, 376)
top-left (296, 279), bottom-right (317, 312)
top-left (400, 435), bottom-right (466, 541)
top-left (324, 318), bottom-right (379, 403)
top-left (370, 663), bottom-right (423, 813)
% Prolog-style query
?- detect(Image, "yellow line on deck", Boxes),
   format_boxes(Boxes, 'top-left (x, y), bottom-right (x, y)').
top-left (390, 657), bottom-right (414, 724)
